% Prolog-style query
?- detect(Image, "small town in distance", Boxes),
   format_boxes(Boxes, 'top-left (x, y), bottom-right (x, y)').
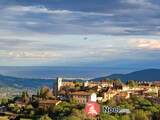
top-left (0, 77), bottom-right (160, 120)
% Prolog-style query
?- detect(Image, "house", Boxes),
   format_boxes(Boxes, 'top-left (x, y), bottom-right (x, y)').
top-left (14, 98), bottom-right (26, 108)
top-left (147, 87), bottom-right (158, 93)
top-left (137, 81), bottom-right (151, 87)
top-left (97, 97), bottom-right (103, 102)
top-left (83, 81), bottom-right (89, 87)
top-left (100, 80), bottom-right (113, 87)
top-left (115, 92), bottom-right (130, 99)
top-left (121, 85), bottom-right (130, 91)
top-left (68, 91), bottom-right (97, 104)
top-left (62, 82), bottom-right (75, 87)
top-left (39, 100), bottom-right (61, 109)
top-left (102, 89), bottom-right (118, 102)
top-left (87, 82), bottom-right (99, 88)
top-left (152, 81), bottom-right (160, 87)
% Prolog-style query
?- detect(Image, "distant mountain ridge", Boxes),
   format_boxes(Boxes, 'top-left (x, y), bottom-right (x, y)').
top-left (0, 74), bottom-right (82, 88)
top-left (93, 69), bottom-right (160, 82)
top-left (0, 74), bottom-right (54, 88)
top-left (0, 68), bottom-right (160, 88)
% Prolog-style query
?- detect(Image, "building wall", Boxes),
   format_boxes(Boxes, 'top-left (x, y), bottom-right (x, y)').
top-left (54, 77), bottom-right (63, 97)
top-left (72, 95), bottom-right (88, 104)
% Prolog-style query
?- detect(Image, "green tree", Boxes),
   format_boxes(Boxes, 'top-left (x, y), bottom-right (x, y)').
top-left (107, 98), bottom-right (117, 107)
top-left (21, 91), bottom-right (29, 104)
top-left (10, 104), bottom-right (21, 113)
top-left (39, 114), bottom-right (52, 120)
top-left (127, 80), bottom-right (137, 88)
top-left (70, 109), bottom-right (86, 119)
top-left (119, 115), bottom-right (130, 120)
top-left (70, 98), bottom-right (78, 107)
top-left (147, 106), bottom-right (158, 113)
top-left (53, 102), bottom-right (72, 117)
top-left (113, 79), bottom-right (123, 89)
top-left (64, 115), bottom-right (81, 120)
top-left (29, 110), bottom-right (35, 118)
top-left (25, 104), bottom-right (34, 114)
top-left (133, 110), bottom-right (148, 120)
top-left (135, 97), bottom-right (152, 111)
top-left (152, 112), bottom-right (160, 120)
top-left (119, 101), bottom-right (134, 110)
top-left (0, 98), bottom-right (8, 105)
top-left (39, 86), bottom-right (53, 99)
top-left (100, 113), bottom-right (117, 120)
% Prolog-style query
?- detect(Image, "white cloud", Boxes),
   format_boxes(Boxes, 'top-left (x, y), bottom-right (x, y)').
top-left (0, 33), bottom-right (160, 66)
top-left (130, 38), bottom-right (160, 50)
top-left (3, 51), bottom-right (61, 59)
top-left (121, 0), bottom-right (154, 8)
top-left (5, 5), bottom-right (114, 17)
top-left (6, 5), bottom-right (69, 14)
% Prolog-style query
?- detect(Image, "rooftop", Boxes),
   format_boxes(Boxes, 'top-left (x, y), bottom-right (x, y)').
top-left (39, 100), bottom-right (61, 104)
top-left (69, 91), bottom-right (92, 96)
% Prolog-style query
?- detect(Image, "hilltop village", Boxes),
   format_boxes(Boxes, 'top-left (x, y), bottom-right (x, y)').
top-left (55, 78), bottom-right (160, 104)
top-left (0, 78), bottom-right (160, 120)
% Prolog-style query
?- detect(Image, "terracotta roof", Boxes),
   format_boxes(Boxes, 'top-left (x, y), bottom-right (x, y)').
top-left (117, 92), bottom-right (128, 97)
top-left (69, 91), bottom-right (92, 96)
top-left (59, 90), bottom-right (66, 94)
top-left (39, 100), bottom-right (60, 104)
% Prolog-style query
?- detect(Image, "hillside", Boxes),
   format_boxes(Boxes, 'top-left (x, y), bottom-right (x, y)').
top-left (1, 68), bottom-right (160, 88)
top-left (0, 74), bottom-right (54, 88)
top-left (93, 69), bottom-right (160, 82)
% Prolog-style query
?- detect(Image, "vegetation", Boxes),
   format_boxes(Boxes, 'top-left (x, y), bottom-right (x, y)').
top-left (127, 80), bottom-right (138, 88)
top-left (0, 84), bottom-right (160, 120)
top-left (37, 86), bottom-right (54, 99)
top-left (39, 114), bottom-right (52, 120)
top-left (100, 95), bottom-right (160, 120)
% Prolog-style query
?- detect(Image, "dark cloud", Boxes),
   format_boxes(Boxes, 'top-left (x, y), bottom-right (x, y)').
top-left (0, 0), bottom-right (160, 35)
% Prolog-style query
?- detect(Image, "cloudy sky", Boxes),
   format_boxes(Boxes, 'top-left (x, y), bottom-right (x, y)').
top-left (0, 0), bottom-right (160, 68)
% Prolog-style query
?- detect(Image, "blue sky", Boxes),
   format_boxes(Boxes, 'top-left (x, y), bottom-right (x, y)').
top-left (0, 0), bottom-right (160, 68)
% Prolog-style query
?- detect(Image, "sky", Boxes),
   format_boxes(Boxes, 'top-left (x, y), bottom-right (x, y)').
top-left (0, 0), bottom-right (160, 68)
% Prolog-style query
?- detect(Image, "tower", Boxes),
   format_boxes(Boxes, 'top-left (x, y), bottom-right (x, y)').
top-left (54, 77), bottom-right (63, 97)
top-left (57, 77), bottom-right (62, 91)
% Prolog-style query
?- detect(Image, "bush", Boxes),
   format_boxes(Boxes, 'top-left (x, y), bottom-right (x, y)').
top-left (64, 115), bottom-right (81, 120)
top-left (100, 113), bottom-right (117, 120)
top-left (39, 114), bottom-right (52, 120)
top-left (119, 115), bottom-right (130, 120)
top-left (132, 110), bottom-right (149, 120)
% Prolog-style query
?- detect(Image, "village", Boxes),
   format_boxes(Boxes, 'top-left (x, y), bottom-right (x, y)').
top-left (0, 77), bottom-right (160, 120)
top-left (52, 78), bottom-right (160, 104)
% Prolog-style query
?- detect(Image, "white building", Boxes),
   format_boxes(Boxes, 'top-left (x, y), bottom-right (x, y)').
top-left (54, 77), bottom-right (63, 97)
